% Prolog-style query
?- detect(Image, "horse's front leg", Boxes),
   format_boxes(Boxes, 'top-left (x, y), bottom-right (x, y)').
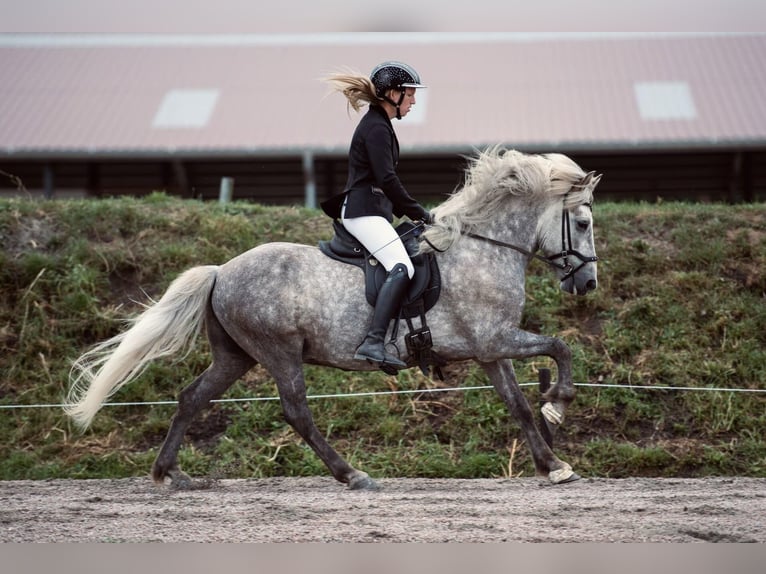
top-left (488, 328), bottom-right (576, 427)
top-left (479, 358), bottom-right (579, 484)
top-left (537, 337), bottom-right (576, 431)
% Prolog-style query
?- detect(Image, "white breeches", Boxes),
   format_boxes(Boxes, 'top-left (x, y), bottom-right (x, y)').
top-left (341, 208), bottom-right (414, 279)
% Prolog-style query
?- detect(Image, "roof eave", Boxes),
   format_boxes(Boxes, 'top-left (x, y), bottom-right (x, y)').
top-left (2, 139), bottom-right (766, 161)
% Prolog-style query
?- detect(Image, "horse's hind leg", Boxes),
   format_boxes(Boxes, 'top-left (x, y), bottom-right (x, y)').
top-left (152, 308), bottom-right (256, 488)
top-left (480, 359), bottom-right (579, 484)
top-left (264, 352), bottom-right (380, 491)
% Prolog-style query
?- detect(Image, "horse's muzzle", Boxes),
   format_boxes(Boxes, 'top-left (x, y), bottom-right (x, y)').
top-left (561, 276), bottom-right (598, 296)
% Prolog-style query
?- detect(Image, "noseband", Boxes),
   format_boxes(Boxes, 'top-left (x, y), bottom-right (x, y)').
top-left (459, 199), bottom-right (598, 281)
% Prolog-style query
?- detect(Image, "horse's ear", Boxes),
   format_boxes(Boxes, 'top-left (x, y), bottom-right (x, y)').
top-left (591, 173), bottom-right (603, 188)
top-left (576, 171), bottom-right (595, 189)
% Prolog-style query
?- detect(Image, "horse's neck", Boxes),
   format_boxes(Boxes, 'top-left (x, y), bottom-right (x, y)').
top-left (438, 201), bottom-right (542, 317)
top-left (442, 200), bottom-right (545, 278)
top-left (484, 200), bottom-right (544, 252)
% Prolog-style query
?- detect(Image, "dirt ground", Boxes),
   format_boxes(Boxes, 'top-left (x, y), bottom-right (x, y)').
top-left (1, 476), bottom-right (764, 542)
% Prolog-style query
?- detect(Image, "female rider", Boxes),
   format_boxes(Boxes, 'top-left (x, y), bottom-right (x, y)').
top-left (322, 61), bottom-right (431, 371)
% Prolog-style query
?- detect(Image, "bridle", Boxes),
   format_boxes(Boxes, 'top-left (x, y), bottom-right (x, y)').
top-left (542, 198), bottom-right (599, 281)
top-left (424, 198), bottom-right (598, 282)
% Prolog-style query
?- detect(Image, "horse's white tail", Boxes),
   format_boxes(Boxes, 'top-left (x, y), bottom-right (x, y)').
top-left (64, 265), bottom-right (219, 429)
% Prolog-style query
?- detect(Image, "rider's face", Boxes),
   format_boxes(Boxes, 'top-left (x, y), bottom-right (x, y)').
top-left (386, 88), bottom-right (417, 117)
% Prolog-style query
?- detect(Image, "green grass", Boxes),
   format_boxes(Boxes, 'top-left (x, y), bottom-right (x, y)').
top-left (1, 194), bottom-right (765, 480)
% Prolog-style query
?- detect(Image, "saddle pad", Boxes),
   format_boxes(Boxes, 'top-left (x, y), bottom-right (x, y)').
top-left (318, 220), bottom-right (441, 318)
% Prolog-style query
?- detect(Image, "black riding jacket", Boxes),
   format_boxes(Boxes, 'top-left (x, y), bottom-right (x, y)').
top-left (321, 104), bottom-right (429, 223)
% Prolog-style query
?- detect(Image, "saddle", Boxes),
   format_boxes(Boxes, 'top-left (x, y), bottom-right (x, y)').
top-left (319, 220), bottom-right (446, 378)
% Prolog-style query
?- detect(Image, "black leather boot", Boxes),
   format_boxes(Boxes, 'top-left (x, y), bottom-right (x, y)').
top-left (354, 263), bottom-right (410, 370)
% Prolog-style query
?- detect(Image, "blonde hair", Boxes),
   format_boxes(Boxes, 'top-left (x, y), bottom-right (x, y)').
top-left (323, 69), bottom-right (381, 113)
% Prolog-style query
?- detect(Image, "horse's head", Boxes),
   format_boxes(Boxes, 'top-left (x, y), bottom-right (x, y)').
top-left (538, 167), bottom-right (601, 296)
top-left (422, 148), bottom-right (601, 296)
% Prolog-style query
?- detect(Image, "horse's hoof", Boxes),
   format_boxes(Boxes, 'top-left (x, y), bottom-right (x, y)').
top-left (548, 466), bottom-right (581, 484)
top-left (560, 472), bottom-right (581, 484)
top-left (541, 402), bottom-right (565, 425)
top-left (348, 473), bottom-right (381, 491)
top-left (167, 469), bottom-right (193, 490)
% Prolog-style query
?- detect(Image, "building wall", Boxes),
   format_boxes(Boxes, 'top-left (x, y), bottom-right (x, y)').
top-left (2, 150), bottom-right (765, 204)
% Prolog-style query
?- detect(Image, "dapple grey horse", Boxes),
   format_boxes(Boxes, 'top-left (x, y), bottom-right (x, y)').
top-left (65, 147), bottom-right (601, 490)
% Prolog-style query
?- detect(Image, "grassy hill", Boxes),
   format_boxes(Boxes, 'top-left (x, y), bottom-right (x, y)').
top-left (1, 193), bottom-right (764, 480)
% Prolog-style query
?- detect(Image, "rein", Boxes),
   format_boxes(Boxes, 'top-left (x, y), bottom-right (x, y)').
top-left (463, 231), bottom-right (569, 272)
top-left (426, 200), bottom-right (598, 281)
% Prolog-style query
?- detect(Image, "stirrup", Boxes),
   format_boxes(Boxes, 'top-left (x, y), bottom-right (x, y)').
top-left (354, 349), bottom-right (407, 370)
top-left (354, 341), bottom-right (407, 372)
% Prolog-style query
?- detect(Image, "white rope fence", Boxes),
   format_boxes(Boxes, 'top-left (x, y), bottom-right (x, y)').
top-left (1, 381), bottom-right (764, 411)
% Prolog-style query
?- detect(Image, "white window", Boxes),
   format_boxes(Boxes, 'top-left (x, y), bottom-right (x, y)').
top-left (152, 89), bottom-right (220, 129)
top-left (634, 81), bottom-right (697, 120)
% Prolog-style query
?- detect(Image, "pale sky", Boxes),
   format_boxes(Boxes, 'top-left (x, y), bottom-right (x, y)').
top-left (1, 0), bottom-right (765, 33)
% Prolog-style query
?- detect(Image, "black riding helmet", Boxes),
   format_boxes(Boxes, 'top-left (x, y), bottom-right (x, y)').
top-left (370, 61), bottom-right (426, 119)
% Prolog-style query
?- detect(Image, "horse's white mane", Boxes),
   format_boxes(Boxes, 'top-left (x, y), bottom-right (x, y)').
top-left (421, 146), bottom-right (596, 252)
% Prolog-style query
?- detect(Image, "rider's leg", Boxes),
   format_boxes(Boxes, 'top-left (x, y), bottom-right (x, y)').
top-left (341, 214), bottom-right (413, 369)
top-left (353, 262), bottom-right (410, 368)
top-left (341, 214), bottom-right (415, 279)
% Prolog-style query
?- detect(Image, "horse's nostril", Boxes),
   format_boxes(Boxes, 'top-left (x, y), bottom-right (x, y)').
top-left (586, 279), bottom-right (597, 292)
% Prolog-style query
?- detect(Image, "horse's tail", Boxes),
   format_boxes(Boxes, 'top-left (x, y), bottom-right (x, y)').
top-left (64, 265), bottom-right (220, 429)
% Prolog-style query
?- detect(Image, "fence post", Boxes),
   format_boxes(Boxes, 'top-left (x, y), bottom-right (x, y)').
top-left (538, 368), bottom-right (554, 448)
top-left (43, 164), bottom-right (55, 199)
top-left (219, 177), bottom-right (234, 203)
top-left (303, 150), bottom-right (316, 209)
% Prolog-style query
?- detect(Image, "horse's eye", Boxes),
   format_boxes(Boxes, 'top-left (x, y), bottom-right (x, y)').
top-left (576, 219), bottom-right (590, 232)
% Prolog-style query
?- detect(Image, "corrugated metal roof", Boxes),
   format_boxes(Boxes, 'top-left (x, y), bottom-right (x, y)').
top-left (1, 33), bottom-right (765, 158)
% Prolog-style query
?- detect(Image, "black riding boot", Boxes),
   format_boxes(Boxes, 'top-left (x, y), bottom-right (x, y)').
top-left (354, 263), bottom-right (410, 371)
